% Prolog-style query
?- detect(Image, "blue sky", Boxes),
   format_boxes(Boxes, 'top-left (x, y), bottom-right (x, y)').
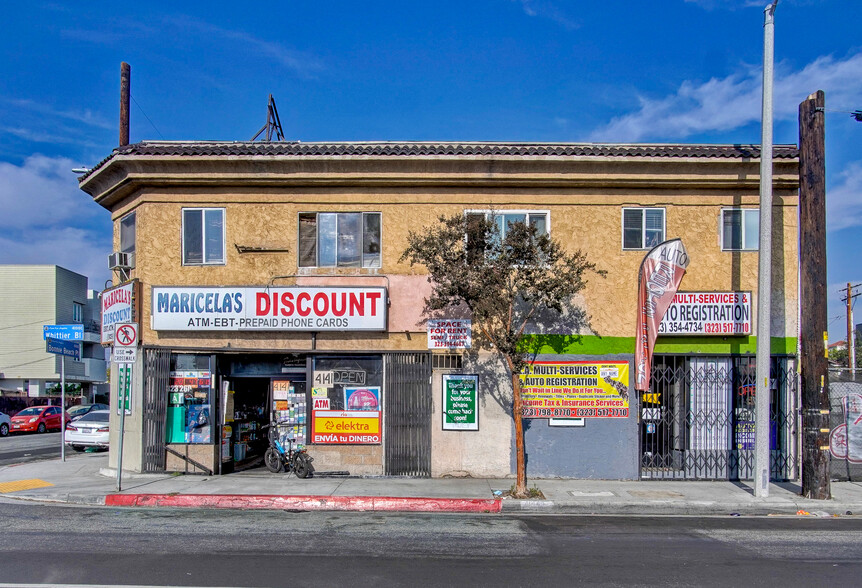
top-left (0, 1), bottom-right (859, 340)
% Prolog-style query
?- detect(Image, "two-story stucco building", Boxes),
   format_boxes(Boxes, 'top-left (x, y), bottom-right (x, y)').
top-left (78, 141), bottom-right (800, 481)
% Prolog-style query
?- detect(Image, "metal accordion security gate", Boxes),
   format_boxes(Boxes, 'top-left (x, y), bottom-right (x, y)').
top-left (141, 346), bottom-right (170, 472)
top-left (384, 352), bottom-right (432, 477)
top-left (640, 354), bottom-right (798, 481)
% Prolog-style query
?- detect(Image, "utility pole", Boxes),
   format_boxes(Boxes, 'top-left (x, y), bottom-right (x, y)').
top-left (843, 283), bottom-right (861, 370)
top-left (120, 62), bottom-right (130, 147)
top-left (799, 90), bottom-right (830, 499)
top-left (754, 0), bottom-right (778, 498)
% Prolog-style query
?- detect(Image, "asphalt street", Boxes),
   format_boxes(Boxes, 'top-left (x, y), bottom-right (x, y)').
top-left (0, 431), bottom-right (69, 466)
top-left (0, 501), bottom-right (861, 587)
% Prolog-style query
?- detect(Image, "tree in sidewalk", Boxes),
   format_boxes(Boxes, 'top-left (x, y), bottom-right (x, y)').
top-left (401, 212), bottom-right (604, 497)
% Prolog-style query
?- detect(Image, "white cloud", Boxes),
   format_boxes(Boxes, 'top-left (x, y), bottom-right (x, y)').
top-left (0, 227), bottom-right (111, 289)
top-left (0, 155), bottom-right (98, 228)
top-left (166, 16), bottom-right (324, 76)
top-left (827, 161), bottom-right (862, 232)
top-left (590, 52), bottom-right (862, 142)
top-left (0, 155), bottom-right (111, 286)
top-left (515, 1), bottom-right (580, 30)
top-left (7, 98), bottom-right (113, 130)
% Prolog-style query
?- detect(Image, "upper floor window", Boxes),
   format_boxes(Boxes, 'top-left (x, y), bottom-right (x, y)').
top-left (298, 212), bottom-right (381, 268)
top-left (721, 208), bottom-right (759, 251)
top-left (465, 211), bottom-right (549, 239)
top-left (183, 208), bottom-right (225, 265)
top-left (622, 208), bottom-right (665, 250)
top-left (119, 212), bottom-right (136, 254)
top-left (72, 302), bottom-right (83, 322)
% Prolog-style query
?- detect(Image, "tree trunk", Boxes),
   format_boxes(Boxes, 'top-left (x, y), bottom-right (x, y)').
top-left (508, 358), bottom-right (527, 497)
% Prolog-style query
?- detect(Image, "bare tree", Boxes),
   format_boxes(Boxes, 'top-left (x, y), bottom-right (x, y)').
top-left (402, 213), bottom-right (603, 496)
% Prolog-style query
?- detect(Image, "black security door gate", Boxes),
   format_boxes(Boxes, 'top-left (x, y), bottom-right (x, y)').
top-left (142, 347), bottom-right (171, 472)
top-left (384, 352), bottom-right (432, 477)
top-left (640, 354), bottom-right (798, 481)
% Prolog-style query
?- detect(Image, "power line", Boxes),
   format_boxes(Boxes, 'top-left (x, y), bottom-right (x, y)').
top-left (0, 317), bottom-right (56, 331)
top-left (131, 92), bottom-right (165, 139)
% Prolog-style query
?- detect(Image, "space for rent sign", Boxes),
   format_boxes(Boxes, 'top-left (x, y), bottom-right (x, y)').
top-left (152, 286), bottom-right (387, 331)
top-left (658, 292), bottom-right (751, 335)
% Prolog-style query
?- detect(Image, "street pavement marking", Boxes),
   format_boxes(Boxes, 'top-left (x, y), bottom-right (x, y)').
top-left (0, 478), bottom-right (54, 493)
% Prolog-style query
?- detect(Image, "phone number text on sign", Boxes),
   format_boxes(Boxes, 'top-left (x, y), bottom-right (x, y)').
top-left (522, 407), bottom-right (628, 418)
top-left (658, 291), bottom-right (751, 336)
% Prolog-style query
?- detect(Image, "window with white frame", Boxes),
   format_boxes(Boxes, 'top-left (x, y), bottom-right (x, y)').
top-left (72, 302), bottom-right (83, 323)
top-left (465, 211), bottom-right (549, 238)
top-left (721, 208), bottom-right (759, 251)
top-left (298, 212), bottom-right (381, 268)
top-left (182, 208), bottom-right (225, 265)
top-left (622, 208), bottom-right (665, 250)
top-left (119, 212), bottom-right (136, 254)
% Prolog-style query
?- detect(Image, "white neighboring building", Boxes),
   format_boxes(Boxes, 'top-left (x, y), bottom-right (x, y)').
top-left (0, 265), bottom-right (107, 399)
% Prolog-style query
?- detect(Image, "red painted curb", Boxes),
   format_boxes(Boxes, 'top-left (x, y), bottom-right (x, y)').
top-left (105, 494), bottom-right (502, 513)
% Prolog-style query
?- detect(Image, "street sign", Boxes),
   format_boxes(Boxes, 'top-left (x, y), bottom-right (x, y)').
top-left (117, 363), bottom-right (132, 415)
top-left (112, 322), bottom-right (138, 363)
top-left (46, 337), bottom-right (80, 360)
top-left (43, 324), bottom-right (84, 341)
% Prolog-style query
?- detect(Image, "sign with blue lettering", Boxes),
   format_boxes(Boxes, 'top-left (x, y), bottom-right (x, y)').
top-left (43, 324), bottom-right (84, 341)
top-left (46, 337), bottom-right (80, 360)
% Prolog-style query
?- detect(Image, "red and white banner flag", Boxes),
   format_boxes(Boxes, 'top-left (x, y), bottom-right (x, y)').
top-left (635, 239), bottom-right (690, 391)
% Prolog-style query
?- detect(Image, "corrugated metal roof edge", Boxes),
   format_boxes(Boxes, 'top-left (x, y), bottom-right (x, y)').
top-left (78, 141), bottom-right (800, 183)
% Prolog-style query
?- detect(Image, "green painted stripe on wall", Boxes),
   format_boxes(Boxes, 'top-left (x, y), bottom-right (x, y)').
top-left (522, 335), bottom-right (797, 356)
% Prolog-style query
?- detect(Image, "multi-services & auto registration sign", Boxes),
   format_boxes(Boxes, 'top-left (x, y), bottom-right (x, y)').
top-left (658, 291), bottom-right (752, 335)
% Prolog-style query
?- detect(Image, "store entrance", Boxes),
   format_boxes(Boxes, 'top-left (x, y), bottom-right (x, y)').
top-left (229, 378), bottom-right (270, 469)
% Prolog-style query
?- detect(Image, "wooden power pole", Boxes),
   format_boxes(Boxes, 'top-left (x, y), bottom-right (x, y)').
top-left (120, 62), bottom-right (130, 147)
top-left (799, 90), bottom-right (830, 499)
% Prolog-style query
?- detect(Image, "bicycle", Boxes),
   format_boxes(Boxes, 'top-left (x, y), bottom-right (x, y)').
top-left (263, 422), bottom-right (314, 478)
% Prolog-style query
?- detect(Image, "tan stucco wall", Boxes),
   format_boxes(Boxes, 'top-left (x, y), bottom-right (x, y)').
top-left (431, 358), bottom-right (513, 478)
top-left (111, 183), bottom-right (798, 347)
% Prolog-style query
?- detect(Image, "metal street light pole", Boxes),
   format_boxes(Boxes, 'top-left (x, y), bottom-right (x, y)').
top-left (754, 0), bottom-right (778, 499)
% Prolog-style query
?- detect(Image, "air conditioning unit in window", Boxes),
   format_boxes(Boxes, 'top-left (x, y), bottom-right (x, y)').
top-left (108, 252), bottom-right (135, 270)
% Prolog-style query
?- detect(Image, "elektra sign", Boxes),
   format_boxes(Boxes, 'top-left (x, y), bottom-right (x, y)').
top-left (152, 286), bottom-right (387, 331)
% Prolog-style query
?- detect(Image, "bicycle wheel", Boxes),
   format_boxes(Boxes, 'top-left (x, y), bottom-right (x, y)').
top-left (294, 454), bottom-right (313, 479)
top-left (264, 447), bottom-right (284, 473)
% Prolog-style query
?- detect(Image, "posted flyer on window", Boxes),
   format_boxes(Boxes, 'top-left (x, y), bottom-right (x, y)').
top-left (519, 361), bottom-right (630, 418)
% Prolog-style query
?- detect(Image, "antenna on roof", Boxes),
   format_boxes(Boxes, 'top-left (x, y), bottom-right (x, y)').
top-left (250, 94), bottom-right (285, 142)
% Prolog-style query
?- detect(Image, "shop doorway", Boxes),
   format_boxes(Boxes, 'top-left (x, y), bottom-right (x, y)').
top-left (229, 378), bottom-right (270, 468)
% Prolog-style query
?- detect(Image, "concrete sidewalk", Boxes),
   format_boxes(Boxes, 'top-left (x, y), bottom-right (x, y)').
top-left (2, 454), bottom-right (861, 516)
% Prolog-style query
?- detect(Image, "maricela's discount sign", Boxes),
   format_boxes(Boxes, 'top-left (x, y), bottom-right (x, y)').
top-left (520, 361), bottom-right (630, 418)
top-left (152, 286), bottom-right (386, 331)
top-left (658, 291), bottom-right (751, 335)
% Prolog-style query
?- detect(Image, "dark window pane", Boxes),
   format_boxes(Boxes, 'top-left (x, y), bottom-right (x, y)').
top-left (120, 212), bottom-right (135, 254)
top-left (528, 214), bottom-right (547, 235)
top-left (466, 213), bottom-right (486, 263)
top-left (362, 213), bottom-right (381, 268)
top-left (723, 210), bottom-right (743, 250)
top-left (183, 209), bottom-right (203, 264)
top-left (318, 213), bottom-right (337, 267)
top-left (298, 213), bottom-right (317, 267)
top-left (337, 213), bottom-right (361, 267)
top-left (623, 209), bottom-right (643, 249)
top-left (204, 209), bottom-right (224, 263)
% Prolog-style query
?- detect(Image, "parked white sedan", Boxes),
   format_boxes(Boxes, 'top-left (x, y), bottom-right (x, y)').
top-left (0, 411), bottom-right (10, 437)
top-left (64, 410), bottom-right (109, 451)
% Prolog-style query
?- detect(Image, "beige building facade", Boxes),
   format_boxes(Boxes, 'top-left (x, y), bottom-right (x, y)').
top-left (80, 141), bottom-right (800, 480)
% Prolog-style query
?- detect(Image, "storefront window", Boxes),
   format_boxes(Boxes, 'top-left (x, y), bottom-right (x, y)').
top-left (311, 355), bottom-right (384, 445)
top-left (167, 354), bottom-right (213, 444)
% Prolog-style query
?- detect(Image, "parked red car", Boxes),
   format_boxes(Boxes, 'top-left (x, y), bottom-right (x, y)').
top-left (10, 405), bottom-right (63, 433)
